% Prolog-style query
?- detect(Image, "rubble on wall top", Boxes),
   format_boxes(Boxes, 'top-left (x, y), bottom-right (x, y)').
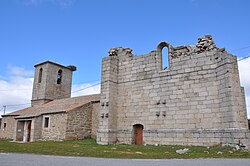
top-left (108, 48), bottom-right (118, 56)
top-left (195, 34), bottom-right (219, 53)
top-left (108, 47), bottom-right (133, 57)
top-left (170, 35), bottom-right (227, 59)
top-left (107, 35), bottom-right (226, 59)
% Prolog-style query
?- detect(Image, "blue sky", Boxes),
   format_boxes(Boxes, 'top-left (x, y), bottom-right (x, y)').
top-left (0, 0), bottom-right (250, 116)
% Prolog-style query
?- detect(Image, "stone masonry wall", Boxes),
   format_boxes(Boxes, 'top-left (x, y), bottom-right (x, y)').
top-left (33, 116), bottom-right (43, 141)
top-left (41, 113), bottom-right (67, 140)
top-left (97, 35), bottom-right (249, 147)
top-left (91, 102), bottom-right (100, 138)
top-left (65, 103), bottom-right (93, 140)
top-left (97, 56), bottom-right (119, 144)
top-left (0, 116), bottom-right (16, 140)
top-left (32, 62), bottom-right (74, 105)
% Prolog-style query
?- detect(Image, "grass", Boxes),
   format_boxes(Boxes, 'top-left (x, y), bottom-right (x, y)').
top-left (0, 139), bottom-right (250, 159)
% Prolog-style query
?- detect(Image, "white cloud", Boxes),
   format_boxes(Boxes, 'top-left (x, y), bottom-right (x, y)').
top-left (71, 82), bottom-right (100, 97)
top-left (238, 57), bottom-right (250, 93)
top-left (7, 65), bottom-right (33, 77)
top-left (22, 0), bottom-right (74, 7)
top-left (238, 57), bottom-right (250, 118)
top-left (0, 66), bottom-right (33, 116)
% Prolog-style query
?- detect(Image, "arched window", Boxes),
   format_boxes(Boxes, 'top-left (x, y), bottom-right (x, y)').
top-left (162, 47), bottom-right (169, 70)
top-left (38, 68), bottom-right (43, 83)
top-left (157, 42), bottom-right (171, 70)
top-left (57, 70), bottom-right (62, 84)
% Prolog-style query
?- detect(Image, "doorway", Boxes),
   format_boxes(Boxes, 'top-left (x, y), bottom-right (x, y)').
top-left (16, 120), bottom-right (32, 142)
top-left (16, 121), bottom-right (25, 141)
top-left (27, 121), bottom-right (32, 142)
top-left (133, 124), bottom-right (144, 145)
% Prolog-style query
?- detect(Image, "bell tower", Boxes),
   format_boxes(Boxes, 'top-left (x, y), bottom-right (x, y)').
top-left (31, 61), bottom-right (76, 106)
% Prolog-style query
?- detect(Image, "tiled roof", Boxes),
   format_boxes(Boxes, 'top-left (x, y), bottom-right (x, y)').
top-left (4, 94), bottom-right (100, 119)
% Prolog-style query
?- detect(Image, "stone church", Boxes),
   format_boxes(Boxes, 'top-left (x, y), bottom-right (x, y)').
top-left (1, 35), bottom-right (250, 148)
top-left (0, 61), bottom-right (100, 141)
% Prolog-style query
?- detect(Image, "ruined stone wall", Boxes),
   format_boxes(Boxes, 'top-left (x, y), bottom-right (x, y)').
top-left (97, 35), bottom-right (249, 147)
top-left (0, 116), bottom-right (16, 140)
top-left (215, 53), bottom-right (248, 129)
top-left (65, 103), bottom-right (93, 140)
top-left (41, 113), bottom-right (67, 140)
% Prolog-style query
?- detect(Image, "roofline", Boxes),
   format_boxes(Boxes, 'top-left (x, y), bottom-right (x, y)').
top-left (2, 106), bottom-right (32, 117)
top-left (2, 114), bottom-right (19, 117)
top-left (34, 61), bottom-right (76, 71)
top-left (31, 94), bottom-right (100, 105)
top-left (15, 117), bottom-right (35, 120)
top-left (15, 111), bottom-right (67, 119)
top-left (5, 94), bottom-right (100, 118)
top-left (47, 93), bottom-right (100, 102)
top-left (40, 111), bottom-right (66, 116)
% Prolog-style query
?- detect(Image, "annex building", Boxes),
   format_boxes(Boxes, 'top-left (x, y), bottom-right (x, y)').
top-left (1, 35), bottom-right (250, 148)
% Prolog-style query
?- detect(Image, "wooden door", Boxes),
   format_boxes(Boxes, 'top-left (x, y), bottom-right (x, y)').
top-left (16, 121), bottom-right (25, 141)
top-left (135, 125), bottom-right (143, 145)
top-left (27, 121), bottom-right (31, 142)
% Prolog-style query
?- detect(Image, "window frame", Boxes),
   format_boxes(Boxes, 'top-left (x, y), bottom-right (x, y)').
top-left (57, 69), bottom-right (62, 84)
top-left (38, 68), bottom-right (43, 83)
top-left (43, 117), bottom-right (50, 128)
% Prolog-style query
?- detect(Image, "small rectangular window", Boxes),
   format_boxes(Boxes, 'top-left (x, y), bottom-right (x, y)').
top-left (44, 117), bottom-right (49, 128)
top-left (4, 123), bottom-right (6, 128)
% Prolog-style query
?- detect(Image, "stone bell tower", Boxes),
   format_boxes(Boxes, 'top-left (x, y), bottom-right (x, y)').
top-left (31, 61), bottom-right (76, 106)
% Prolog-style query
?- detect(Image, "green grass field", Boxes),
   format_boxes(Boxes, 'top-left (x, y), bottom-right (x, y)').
top-left (0, 139), bottom-right (249, 159)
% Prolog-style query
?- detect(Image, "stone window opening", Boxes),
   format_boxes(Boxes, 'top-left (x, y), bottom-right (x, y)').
top-left (57, 70), bottom-right (62, 84)
top-left (3, 123), bottom-right (6, 129)
top-left (44, 117), bottom-right (49, 128)
top-left (162, 47), bottom-right (169, 70)
top-left (157, 42), bottom-right (171, 70)
top-left (38, 68), bottom-right (43, 83)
